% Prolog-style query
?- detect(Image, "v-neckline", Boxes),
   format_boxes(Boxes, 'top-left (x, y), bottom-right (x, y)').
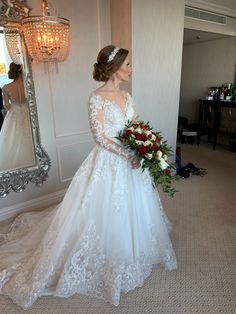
top-left (93, 92), bottom-right (129, 119)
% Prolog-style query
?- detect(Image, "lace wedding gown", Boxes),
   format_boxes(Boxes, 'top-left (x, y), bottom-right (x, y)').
top-left (0, 92), bottom-right (177, 309)
top-left (0, 82), bottom-right (35, 171)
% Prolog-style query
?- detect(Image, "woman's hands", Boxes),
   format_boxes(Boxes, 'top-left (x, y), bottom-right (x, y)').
top-left (129, 155), bottom-right (141, 169)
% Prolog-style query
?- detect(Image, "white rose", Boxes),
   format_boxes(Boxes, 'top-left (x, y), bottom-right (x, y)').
top-left (136, 127), bottom-right (142, 133)
top-left (131, 134), bottom-right (135, 138)
top-left (156, 150), bottom-right (163, 160)
top-left (146, 153), bottom-right (153, 159)
top-left (135, 140), bottom-right (143, 145)
top-left (128, 126), bottom-right (134, 131)
top-left (144, 140), bottom-right (152, 146)
top-left (163, 154), bottom-right (167, 161)
top-left (145, 130), bottom-right (152, 135)
top-left (159, 158), bottom-right (169, 170)
top-left (151, 134), bottom-right (156, 141)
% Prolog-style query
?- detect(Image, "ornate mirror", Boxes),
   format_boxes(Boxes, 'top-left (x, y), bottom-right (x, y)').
top-left (0, 1), bottom-right (50, 197)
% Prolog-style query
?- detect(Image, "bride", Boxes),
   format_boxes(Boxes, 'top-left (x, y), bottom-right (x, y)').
top-left (0, 62), bottom-right (35, 171)
top-left (0, 45), bottom-right (177, 309)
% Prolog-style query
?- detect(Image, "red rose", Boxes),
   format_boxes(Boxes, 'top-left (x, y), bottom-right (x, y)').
top-left (138, 145), bottom-right (148, 155)
top-left (152, 145), bottom-right (158, 152)
top-left (143, 125), bottom-right (149, 131)
top-left (125, 130), bottom-right (133, 136)
top-left (165, 169), bottom-right (171, 175)
top-left (141, 134), bottom-right (147, 141)
top-left (135, 133), bottom-right (147, 141)
top-left (156, 137), bottom-right (161, 143)
top-left (135, 133), bottom-right (143, 140)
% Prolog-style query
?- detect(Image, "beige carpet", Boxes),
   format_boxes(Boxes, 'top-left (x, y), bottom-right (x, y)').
top-left (0, 144), bottom-right (235, 314)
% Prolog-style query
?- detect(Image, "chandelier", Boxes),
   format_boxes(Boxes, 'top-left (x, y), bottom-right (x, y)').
top-left (21, 0), bottom-right (70, 63)
top-left (4, 24), bottom-right (23, 65)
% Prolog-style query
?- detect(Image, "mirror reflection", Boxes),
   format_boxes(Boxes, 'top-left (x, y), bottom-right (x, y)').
top-left (0, 19), bottom-right (50, 197)
top-left (0, 31), bottom-right (35, 172)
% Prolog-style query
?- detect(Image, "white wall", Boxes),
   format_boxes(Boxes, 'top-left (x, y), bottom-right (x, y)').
top-left (132, 0), bottom-right (185, 152)
top-left (0, 0), bottom-right (111, 216)
top-left (179, 37), bottom-right (236, 123)
top-left (110, 0), bottom-right (131, 93)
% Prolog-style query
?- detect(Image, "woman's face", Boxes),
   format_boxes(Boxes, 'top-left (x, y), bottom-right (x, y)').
top-left (114, 56), bottom-right (132, 82)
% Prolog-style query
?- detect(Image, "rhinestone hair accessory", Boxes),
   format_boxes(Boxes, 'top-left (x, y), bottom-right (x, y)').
top-left (107, 47), bottom-right (120, 62)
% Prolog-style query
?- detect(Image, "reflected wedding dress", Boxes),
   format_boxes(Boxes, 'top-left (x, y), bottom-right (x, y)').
top-left (0, 81), bottom-right (35, 171)
top-left (0, 92), bottom-right (177, 309)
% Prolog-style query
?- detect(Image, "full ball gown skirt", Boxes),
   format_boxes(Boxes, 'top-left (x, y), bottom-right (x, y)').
top-left (0, 93), bottom-right (177, 309)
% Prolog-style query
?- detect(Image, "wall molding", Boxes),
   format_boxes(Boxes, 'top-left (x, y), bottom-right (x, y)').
top-left (0, 189), bottom-right (66, 221)
top-left (56, 130), bottom-right (91, 139)
top-left (57, 139), bottom-right (93, 183)
top-left (96, 0), bottom-right (102, 50)
top-left (185, 0), bottom-right (236, 18)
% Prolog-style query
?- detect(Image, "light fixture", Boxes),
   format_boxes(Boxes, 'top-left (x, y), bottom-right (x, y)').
top-left (4, 23), bottom-right (23, 64)
top-left (21, 0), bottom-right (70, 63)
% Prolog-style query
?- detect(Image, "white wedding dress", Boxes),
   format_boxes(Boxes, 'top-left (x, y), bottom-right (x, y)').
top-left (0, 81), bottom-right (35, 171)
top-left (0, 92), bottom-right (177, 309)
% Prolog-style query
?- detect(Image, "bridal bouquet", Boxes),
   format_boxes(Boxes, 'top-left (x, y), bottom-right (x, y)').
top-left (117, 120), bottom-right (178, 196)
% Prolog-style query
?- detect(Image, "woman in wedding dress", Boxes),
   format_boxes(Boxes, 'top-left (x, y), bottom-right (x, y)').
top-left (0, 46), bottom-right (177, 309)
top-left (0, 62), bottom-right (35, 171)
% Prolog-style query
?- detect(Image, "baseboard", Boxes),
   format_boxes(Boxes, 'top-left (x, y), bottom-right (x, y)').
top-left (0, 189), bottom-right (67, 221)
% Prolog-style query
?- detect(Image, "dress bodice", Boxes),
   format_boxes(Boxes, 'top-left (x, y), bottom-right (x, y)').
top-left (88, 92), bottom-right (136, 160)
top-left (95, 93), bottom-right (135, 139)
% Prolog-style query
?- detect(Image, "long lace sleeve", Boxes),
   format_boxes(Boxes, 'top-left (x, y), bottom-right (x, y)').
top-left (88, 95), bottom-right (133, 160)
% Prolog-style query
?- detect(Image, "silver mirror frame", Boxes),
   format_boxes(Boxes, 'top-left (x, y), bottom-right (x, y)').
top-left (0, 24), bottom-right (51, 197)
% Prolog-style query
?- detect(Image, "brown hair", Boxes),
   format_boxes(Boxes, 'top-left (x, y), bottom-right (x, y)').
top-left (93, 45), bottom-right (129, 82)
top-left (8, 62), bottom-right (22, 80)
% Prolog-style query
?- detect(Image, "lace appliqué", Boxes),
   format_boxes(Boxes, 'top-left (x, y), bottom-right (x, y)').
top-left (88, 94), bottom-right (134, 160)
top-left (57, 223), bottom-right (177, 305)
top-left (0, 217), bottom-right (176, 309)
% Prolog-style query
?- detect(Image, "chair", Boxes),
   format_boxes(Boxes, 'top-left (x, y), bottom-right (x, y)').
top-left (182, 129), bottom-right (198, 144)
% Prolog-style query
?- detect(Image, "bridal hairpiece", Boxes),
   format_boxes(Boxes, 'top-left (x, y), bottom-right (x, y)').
top-left (107, 47), bottom-right (120, 62)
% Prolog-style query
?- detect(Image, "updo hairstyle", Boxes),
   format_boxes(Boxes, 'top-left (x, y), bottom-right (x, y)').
top-left (93, 45), bottom-right (129, 82)
top-left (8, 62), bottom-right (22, 80)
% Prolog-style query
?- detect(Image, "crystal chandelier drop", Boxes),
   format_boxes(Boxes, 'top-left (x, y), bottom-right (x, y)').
top-left (21, 0), bottom-right (70, 63)
top-left (4, 25), bottom-right (23, 65)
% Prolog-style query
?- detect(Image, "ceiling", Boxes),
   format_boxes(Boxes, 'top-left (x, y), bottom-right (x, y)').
top-left (205, 0), bottom-right (236, 11)
top-left (183, 28), bottom-right (234, 44)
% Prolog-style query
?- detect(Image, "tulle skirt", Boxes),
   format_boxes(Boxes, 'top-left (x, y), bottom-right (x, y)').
top-left (0, 145), bottom-right (177, 309)
top-left (0, 103), bottom-right (35, 171)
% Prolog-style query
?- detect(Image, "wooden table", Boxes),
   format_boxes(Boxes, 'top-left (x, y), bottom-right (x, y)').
top-left (197, 99), bottom-right (236, 150)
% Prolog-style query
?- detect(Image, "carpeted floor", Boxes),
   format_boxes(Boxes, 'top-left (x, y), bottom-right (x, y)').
top-left (0, 144), bottom-right (235, 314)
